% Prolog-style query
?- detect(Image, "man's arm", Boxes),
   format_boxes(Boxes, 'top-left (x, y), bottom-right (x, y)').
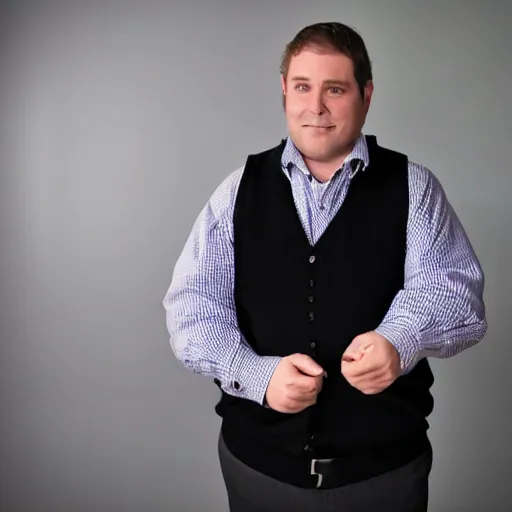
top-left (163, 167), bottom-right (281, 404)
top-left (374, 162), bottom-right (488, 374)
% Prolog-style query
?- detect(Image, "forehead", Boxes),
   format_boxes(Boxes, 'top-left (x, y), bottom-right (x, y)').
top-left (286, 49), bottom-right (355, 81)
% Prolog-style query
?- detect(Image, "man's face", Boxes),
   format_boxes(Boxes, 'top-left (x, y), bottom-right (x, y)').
top-left (281, 48), bottom-right (373, 166)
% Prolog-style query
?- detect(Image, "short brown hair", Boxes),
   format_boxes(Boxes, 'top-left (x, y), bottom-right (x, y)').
top-left (280, 22), bottom-right (373, 98)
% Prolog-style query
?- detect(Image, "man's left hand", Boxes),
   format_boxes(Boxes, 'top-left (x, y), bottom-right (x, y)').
top-left (341, 331), bottom-right (401, 394)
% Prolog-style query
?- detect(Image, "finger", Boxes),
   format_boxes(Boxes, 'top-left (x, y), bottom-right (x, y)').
top-left (349, 371), bottom-right (393, 394)
top-left (343, 337), bottom-right (374, 360)
top-left (341, 345), bottom-right (376, 373)
top-left (289, 354), bottom-right (325, 377)
top-left (359, 387), bottom-right (382, 395)
top-left (298, 368), bottom-right (328, 379)
top-left (283, 393), bottom-right (318, 413)
top-left (341, 351), bottom-right (363, 363)
top-left (342, 342), bottom-right (364, 361)
top-left (290, 391), bottom-right (318, 403)
top-left (344, 363), bottom-right (388, 384)
top-left (292, 374), bottom-right (323, 394)
top-left (341, 357), bottom-right (380, 379)
top-left (345, 365), bottom-right (389, 388)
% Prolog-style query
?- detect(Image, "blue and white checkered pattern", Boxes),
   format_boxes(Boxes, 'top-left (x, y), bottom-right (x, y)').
top-left (163, 134), bottom-right (487, 405)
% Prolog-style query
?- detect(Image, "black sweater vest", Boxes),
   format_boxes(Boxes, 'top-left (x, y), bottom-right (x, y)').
top-left (216, 135), bottom-right (435, 488)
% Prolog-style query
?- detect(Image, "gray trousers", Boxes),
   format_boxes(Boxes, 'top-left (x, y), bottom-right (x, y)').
top-left (218, 431), bottom-right (432, 512)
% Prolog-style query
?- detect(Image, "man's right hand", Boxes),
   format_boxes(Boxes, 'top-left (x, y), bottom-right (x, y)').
top-left (264, 354), bottom-right (326, 413)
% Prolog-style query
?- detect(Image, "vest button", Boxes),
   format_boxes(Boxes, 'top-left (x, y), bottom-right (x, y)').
top-left (309, 255), bottom-right (316, 263)
top-left (308, 312), bottom-right (315, 321)
top-left (310, 341), bottom-right (316, 349)
top-left (309, 280), bottom-right (315, 287)
top-left (308, 296), bottom-right (314, 303)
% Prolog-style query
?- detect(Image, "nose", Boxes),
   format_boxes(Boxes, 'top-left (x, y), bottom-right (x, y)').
top-left (309, 90), bottom-right (325, 115)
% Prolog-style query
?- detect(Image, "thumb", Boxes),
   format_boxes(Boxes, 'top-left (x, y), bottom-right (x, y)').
top-left (288, 353), bottom-right (326, 377)
top-left (342, 335), bottom-right (372, 362)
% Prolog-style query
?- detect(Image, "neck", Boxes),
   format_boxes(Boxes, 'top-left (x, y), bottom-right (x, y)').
top-left (303, 152), bottom-right (351, 183)
top-left (304, 133), bottom-right (362, 182)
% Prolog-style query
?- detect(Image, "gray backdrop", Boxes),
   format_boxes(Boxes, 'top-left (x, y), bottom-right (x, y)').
top-left (1, 1), bottom-right (510, 511)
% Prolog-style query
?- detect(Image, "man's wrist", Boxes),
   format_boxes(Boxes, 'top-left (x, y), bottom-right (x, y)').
top-left (229, 342), bottom-right (281, 404)
top-left (374, 324), bottom-right (420, 375)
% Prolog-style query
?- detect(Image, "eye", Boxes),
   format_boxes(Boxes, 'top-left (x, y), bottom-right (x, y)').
top-left (294, 83), bottom-right (310, 92)
top-left (328, 87), bottom-right (344, 95)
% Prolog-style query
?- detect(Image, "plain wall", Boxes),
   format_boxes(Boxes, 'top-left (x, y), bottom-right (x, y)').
top-left (1, 1), bottom-right (510, 510)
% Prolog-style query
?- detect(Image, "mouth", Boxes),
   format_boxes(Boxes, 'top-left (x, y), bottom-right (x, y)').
top-left (303, 125), bottom-right (335, 131)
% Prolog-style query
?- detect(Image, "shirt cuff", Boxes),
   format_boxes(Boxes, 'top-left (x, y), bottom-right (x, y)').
top-left (374, 324), bottom-right (420, 375)
top-left (227, 340), bottom-right (282, 405)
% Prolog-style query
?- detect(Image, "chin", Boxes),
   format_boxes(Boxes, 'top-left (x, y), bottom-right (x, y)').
top-left (300, 148), bottom-right (334, 163)
top-left (296, 141), bottom-right (332, 160)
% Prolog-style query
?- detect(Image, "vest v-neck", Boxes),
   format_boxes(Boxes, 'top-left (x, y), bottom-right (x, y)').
top-left (276, 160), bottom-right (366, 251)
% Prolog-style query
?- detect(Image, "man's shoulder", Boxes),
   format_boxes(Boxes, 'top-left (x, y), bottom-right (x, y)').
top-left (244, 139), bottom-right (287, 165)
top-left (375, 137), bottom-right (443, 193)
top-left (206, 166), bottom-right (245, 222)
top-left (403, 158), bottom-right (450, 214)
top-left (407, 159), bottom-right (444, 192)
top-left (374, 137), bottom-right (447, 206)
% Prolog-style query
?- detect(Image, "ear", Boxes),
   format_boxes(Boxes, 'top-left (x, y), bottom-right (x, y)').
top-left (280, 74), bottom-right (287, 95)
top-left (363, 80), bottom-right (374, 112)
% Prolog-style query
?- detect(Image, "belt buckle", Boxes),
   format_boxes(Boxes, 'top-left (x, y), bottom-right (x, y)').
top-left (310, 458), bottom-right (334, 489)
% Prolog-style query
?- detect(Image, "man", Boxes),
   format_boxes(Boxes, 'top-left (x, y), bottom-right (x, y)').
top-left (163, 22), bottom-right (487, 512)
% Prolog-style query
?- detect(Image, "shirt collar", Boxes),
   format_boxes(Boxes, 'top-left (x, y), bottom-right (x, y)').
top-left (281, 132), bottom-right (370, 179)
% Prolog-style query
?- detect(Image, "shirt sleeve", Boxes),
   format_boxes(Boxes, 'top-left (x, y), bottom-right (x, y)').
top-left (163, 167), bottom-right (281, 404)
top-left (374, 162), bottom-right (488, 374)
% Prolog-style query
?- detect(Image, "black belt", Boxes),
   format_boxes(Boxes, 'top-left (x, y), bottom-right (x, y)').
top-left (221, 422), bottom-right (431, 490)
top-left (311, 435), bottom-right (432, 489)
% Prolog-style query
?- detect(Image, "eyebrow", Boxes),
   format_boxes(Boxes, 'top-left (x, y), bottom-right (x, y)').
top-left (290, 77), bottom-right (350, 87)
